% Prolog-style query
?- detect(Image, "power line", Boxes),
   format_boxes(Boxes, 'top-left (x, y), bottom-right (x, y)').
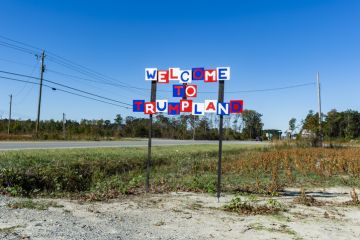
top-left (0, 33), bottom-right (166, 98)
top-left (44, 78), bottom-right (132, 107)
top-left (46, 56), bottom-right (157, 96)
top-left (46, 54), bottom-right (127, 86)
top-left (198, 82), bottom-right (316, 94)
top-left (0, 35), bottom-right (148, 94)
top-left (14, 61), bottom-right (39, 97)
top-left (0, 34), bottom-right (43, 51)
top-left (45, 68), bottom-right (170, 99)
top-left (0, 57), bottom-right (154, 99)
top-left (0, 40), bottom-right (37, 56)
top-left (0, 35), bottom-right (316, 95)
top-left (46, 68), bottom-right (150, 92)
top-left (0, 67), bottom-right (315, 97)
top-left (0, 70), bottom-right (132, 107)
top-left (54, 87), bottom-right (131, 109)
top-left (0, 57), bottom-right (36, 68)
top-left (46, 56), bottom-right (165, 98)
top-left (0, 75), bottom-right (130, 109)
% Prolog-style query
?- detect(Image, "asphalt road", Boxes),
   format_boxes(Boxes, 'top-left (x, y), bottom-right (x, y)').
top-left (0, 139), bottom-right (265, 151)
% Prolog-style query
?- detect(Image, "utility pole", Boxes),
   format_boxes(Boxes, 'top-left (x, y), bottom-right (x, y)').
top-left (317, 72), bottom-right (323, 146)
top-left (62, 113), bottom-right (66, 140)
top-left (8, 94), bottom-right (12, 135)
top-left (35, 50), bottom-right (45, 137)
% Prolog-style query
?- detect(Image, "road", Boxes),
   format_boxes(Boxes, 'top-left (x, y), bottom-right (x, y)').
top-left (0, 139), bottom-right (265, 151)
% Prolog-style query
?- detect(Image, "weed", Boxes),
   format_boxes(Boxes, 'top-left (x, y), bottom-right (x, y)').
top-left (267, 198), bottom-right (284, 209)
top-left (154, 220), bottom-right (165, 226)
top-left (7, 199), bottom-right (63, 210)
top-left (224, 195), bottom-right (285, 215)
top-left (188, 203), bottom-right (203, 210)
top-left (293, 187), bottom-right (323, 206)
top-left (247, 223), bottom-right (298, 237)
top-left (0, 225), bottom-right (23, 233)
top-left (350, 187), bottom-right (359, 203)
top-left (343, 187), bottom-right (360, 206)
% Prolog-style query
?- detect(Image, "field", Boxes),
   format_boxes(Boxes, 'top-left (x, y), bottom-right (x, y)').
top-left (1, 144), bottom-right (360, 199)
top-left (1, 144), bottom-right (360, 239)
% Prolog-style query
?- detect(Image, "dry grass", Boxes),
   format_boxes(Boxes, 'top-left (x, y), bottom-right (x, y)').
top-left (293, 187), bottom-right (323, 206)
top-left (224, 147), bottom-right (360, 178)
top-left (342, 187), bottom-right (360, 206)
top-left (221, 147), bottom-right (360, 192)
top-left (1, 144), bottom-right (360, 197)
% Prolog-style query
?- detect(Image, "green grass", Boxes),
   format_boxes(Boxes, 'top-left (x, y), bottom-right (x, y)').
top-left (0, 225), bottom-right (23, 234)
top-left (0, 144), bottom-right (261, 197)
top-left (224, 195), bottom-right (286, 215)
top-left (7, 199), bottom-right (64, 210)
top-left (247, 223), bottom-right (299, 238)
top-left (0, 144), bottom-right (359, 198)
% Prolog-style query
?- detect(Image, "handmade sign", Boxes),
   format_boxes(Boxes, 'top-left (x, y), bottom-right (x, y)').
top-left (145, 67), bottom-right (231, 83)
top-left (134, 67), bottom-right (244, 116)
top-left (140, 66), bottom-right (244, 199)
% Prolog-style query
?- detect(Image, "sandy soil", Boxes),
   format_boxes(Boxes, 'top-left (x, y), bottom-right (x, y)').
top-left (1, 187), bottom-right (360, 240)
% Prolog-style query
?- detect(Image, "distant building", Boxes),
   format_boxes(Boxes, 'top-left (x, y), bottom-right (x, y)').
top-left (301, 129), bottom-right (315, 138)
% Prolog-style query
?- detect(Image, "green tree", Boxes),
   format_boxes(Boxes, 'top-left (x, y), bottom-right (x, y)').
top-left (241, 110), bottom-right (263, 139)
top-left (288, 118), bottom-right (296, 137)
top-left (301, 110), bottom-right (319, 134)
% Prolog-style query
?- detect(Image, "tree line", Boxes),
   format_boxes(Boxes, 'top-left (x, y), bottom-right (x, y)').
top-left (1, 108), bottom-right (358, 141)
top-left (301, 109), bottom-right (360, 140)
top-left (0, 110), bottom-right (264, 140)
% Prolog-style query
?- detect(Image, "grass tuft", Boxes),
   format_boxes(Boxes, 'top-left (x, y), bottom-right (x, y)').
top-left (7, 199), bottom-right (63, 210)
top-left (224, 195), bottom-right (286, 215)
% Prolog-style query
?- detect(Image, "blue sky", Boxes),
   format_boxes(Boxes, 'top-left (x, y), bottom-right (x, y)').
top-left (0, 0), bottom-right (359, 131)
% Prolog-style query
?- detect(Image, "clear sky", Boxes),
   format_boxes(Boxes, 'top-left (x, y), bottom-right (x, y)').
top-left (0, 0), bottom-right (359, 132)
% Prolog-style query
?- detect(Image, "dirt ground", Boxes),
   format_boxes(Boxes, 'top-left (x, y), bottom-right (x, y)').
top-left (1, 187), bottom-right (360, 240)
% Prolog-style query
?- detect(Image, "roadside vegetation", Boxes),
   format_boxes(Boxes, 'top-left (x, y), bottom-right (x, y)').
top-left (224, 195), bottom-right (286, 215)
top-left (7, 199), bottom-right (63, 210)
top-left (1, 144), bottom-right (360, 200)
top-left (1, 108), bottom-right (360, 142)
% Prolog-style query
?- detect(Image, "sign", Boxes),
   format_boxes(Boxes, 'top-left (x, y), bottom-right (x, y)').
top-left (136, 67), bottom-right (243, 116)
top-left (145, 67), bottom-right (231, 82)
top-left (139, 66), bottom-right (244, 199)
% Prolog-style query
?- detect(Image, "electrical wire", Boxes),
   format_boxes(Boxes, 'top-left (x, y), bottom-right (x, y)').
top-left (0, 57), bottom-right (36, 68)
top-left (0, 35), bottom-right (161, 101)
top-left (0, 35), bottom-right (151, 95)
top-left (0, 35), bottom-right (316, 95)
top-left (0, 70), bottom-right (131, 107)
top-left (0, 34), bottom-right (43, 51)
top-left (0, 75), bottom-right (130, 109)
top-left (198, 82), bottom-right (316, 94)
top-left (13, 62), bottom-right (40, 106)
top-left (0, 40), bottom-right (37, 55)
top-left (45, 56), bottom-right (167, 98)
top-left (46, 68), bottom-right (151, 92)
top-left (13, 61), bottom-right (39, 97)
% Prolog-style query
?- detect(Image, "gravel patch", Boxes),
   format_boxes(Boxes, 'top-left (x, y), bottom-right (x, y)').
top-left (1, 188), bottom-right (360, 239)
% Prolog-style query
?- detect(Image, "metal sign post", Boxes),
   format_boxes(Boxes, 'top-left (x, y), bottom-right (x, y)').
top-left (146, 81), bottom-right (157, 193)
top-left (217, 80), bottom-right (225, 202)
